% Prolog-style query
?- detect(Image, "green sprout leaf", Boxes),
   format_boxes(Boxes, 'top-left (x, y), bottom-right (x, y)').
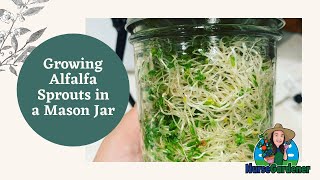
top-left (230, 56), bottom-right (236, 67)
top-left (148, 70), bottom-right (157, 76)
top-left (247, 117), bottom-right (253, 125)
top-left (248, 144), bottom-right (255, 152)
top-left (252, 75), bottom-right (259, 87)
top-left (195, 70), bottom-right (205, 81)
top-left (204, 98), bottom-right (215, 106)
top-left (235, 133), bottom-right (245, 146)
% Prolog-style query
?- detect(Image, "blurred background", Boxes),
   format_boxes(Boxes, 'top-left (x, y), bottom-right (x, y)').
top-left (85, 18), bottom-right (302, 161)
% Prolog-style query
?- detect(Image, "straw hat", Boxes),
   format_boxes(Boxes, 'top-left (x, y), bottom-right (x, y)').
top-left (264, 123), bottom-right (295, 142)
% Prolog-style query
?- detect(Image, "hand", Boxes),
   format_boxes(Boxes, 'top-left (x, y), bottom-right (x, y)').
top-left (94, 106), bottom-right (143, 162)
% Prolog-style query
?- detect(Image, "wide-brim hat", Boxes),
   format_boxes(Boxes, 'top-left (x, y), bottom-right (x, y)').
top-left (264, 123), bottom-right (295, 142)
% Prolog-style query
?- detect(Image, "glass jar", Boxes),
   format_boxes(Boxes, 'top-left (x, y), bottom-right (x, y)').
top-left (126, 18), bottom-right (285, 162)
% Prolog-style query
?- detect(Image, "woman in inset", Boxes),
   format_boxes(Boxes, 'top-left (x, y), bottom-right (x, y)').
top-left (264, 123), bottom-right (295, 165)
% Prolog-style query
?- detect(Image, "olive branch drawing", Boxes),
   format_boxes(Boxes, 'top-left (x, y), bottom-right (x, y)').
top-left (0, 0), bottom-right (49, 76)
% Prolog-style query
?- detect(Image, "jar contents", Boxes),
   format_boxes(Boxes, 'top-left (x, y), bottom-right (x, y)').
top-left (135, 35), bottom-right (274, 161)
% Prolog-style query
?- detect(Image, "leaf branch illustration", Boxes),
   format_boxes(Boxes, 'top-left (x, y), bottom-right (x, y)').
top-left (0, 0), bottom-right (49, 75)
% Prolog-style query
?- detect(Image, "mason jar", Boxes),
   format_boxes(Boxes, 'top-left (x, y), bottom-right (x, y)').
top-left (126, 18), bottom-right (284, 162)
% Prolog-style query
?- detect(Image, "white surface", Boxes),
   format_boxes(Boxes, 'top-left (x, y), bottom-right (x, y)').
top-left (275, 33), bottom-right (302, 103)
top-left (85, 19), bottom-right (302, 161)
top-left (274, 33), bottom-right (302, 154)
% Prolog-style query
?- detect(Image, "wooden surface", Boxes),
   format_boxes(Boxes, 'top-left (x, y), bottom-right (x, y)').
top-left (284, 18), bottom-right (302, 33)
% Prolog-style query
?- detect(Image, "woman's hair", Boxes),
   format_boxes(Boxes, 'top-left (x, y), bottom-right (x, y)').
top-left (270, 132), bottom-right (285, 154)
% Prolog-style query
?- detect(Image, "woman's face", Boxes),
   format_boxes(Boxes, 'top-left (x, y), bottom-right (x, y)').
top-left (273, 130), bottom-right (284, 147)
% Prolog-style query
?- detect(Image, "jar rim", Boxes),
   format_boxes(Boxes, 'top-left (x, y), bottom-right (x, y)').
top-left (126, 18), bottom-right (285, 42)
